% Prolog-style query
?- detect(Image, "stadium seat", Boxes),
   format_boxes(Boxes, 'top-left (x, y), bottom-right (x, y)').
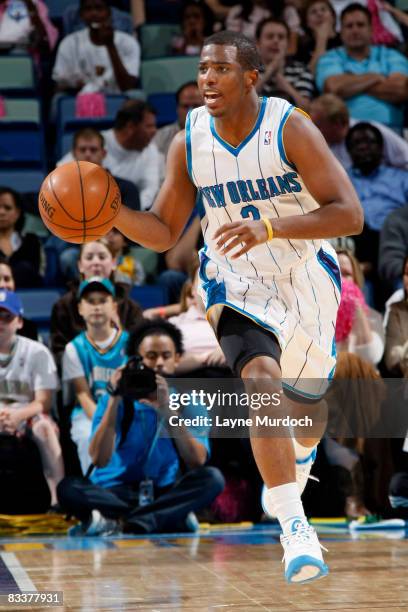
top-left (140, 24), bottom-right (181, 59)
top-left (46, 0), bottom-right (78, 20)
top-left (141, 56), bottom-right (199, 96)
top-left (0, 56), bottom-right (35, 94)
top-left (0, 99), bottom-right (45, 168)
top-left (0, 170), bottom-right (44, 193)
top-left (55, 94), bottom-right (144, 158)
top-left (17, 289), bottom-right (62, 325)
top-left (130, 285), bottom-right (168, 309)
top-left (148, 93), bottom-right (177, 127)
top-left (145, 0), bottom-right (182, 23)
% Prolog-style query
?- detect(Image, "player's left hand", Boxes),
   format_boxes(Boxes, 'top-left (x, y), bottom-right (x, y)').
top-left (213, 220), bottom-right (268, 258)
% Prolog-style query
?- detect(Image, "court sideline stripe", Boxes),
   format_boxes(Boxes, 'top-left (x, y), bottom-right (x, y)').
top-left (0, 552), bottom-right (37, 592)
top-left (0, 554), bottom-right (19, 594)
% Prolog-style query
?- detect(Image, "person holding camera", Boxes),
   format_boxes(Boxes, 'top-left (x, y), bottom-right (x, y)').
top-left (57, 319), bottom-right (225, 536)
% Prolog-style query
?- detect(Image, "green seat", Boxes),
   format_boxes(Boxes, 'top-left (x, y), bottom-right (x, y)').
top-left (0, 99), bottom-right (40, 123)
top-left (141, 56), bottom-right (199, 96)
top-left (140, 23), bottom-right (181, 59)
top-left (0, 56), bottom-right (34, 92)
top-left (130, 246), bottom-right (159, 278)
top-left (23, 213), bottom-right (49, 239)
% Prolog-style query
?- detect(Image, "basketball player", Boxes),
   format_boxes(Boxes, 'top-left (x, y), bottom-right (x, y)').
top-left (115, 31), bottom-right (363, 583)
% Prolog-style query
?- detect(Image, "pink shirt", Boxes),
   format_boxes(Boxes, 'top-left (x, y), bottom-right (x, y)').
top-left (169, 306), bottom-right (219, 355)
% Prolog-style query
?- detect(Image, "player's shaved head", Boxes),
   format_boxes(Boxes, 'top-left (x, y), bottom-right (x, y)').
top-left (203, 31), bottom-right (261, 71)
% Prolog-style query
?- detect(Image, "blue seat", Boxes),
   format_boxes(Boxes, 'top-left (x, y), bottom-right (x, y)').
top-left (148, 93), bottom-right (177, 127)
top-left (16, 289), bottom-right (62, 325)
top-left (0, 98), bottom-right (45, 168)
top-left (130, 285), bottom-right (168, 309)
top-left (55, 94), bottom-right (127, 158)
top-left (0, 170), bottom-right (44, 193)
top-left (46, 0), bottom-right (78, 19)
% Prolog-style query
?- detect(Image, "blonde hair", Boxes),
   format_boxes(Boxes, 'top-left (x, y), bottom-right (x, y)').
top-left (336, 248), bottom-right (365, 290)
top-left (328, 352), bottom-right (385, 453)
top-left (312, 94), bottom-right (349, 125)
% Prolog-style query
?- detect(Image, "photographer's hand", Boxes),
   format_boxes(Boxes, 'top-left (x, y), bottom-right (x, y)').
top-left (139, 374), bottom-right (172, 418)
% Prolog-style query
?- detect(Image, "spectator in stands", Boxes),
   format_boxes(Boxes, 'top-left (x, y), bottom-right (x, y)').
top-left (335, 273), bottom-right (384, 365)
top-left (330, 0), bottom-right (404, 44)
top-left (0, 290), bottom-right (63, 508)
top-left (169, 266), bottom-right (229, 374)
top-left (52, 0), bottom-right (140, 95)
top-left (0, 256), bottom-right (38, 340)
top-left (106, 227), bottom-right (145, 286)
top-left (58, 101), bottom-right (160, 211)
top-left (310, 94), bottom-right (408, 171)
top-left (385, 257), bottom-right (408, 377)
top-left (71, 128), bottom-right (141, 212)
top-left (346, 122), bottom-right (408, 298)
top-left (325, 351), bottom-right (388, 518)
top-left (62, 277), bottom-right (129, 475)
top-left (171, 0), bottom-right (213, 55)
top-left (379, 207), bottom-right (408, 297)
top-left (57, 319), bottom-right (224, 536)
top-left (50, 239), bottom-right (143, 366)
top-left (154, 82), bottom-right (202, 163)
top-left (255, 18), bottom-right (315, 110)
top-left (316, 3), bottom-right (408, 131)
top-left (63, 0), bottom-right (133, 35)
top-left (389, 470), bottom-right (408, 519)
top-left (0, 0), bottom-right (57, 58)
top-left (296, 0), bottom-right (342, 72)
top-left (226, 0), bottom-right (300, 52)
top-left (336, 247), bottom-right (384, 365)
top-left (0, 187), bottom-right (44, 288)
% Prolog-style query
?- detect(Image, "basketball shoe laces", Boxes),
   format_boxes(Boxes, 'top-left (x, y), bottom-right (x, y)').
top-left (296, 457), bottom-right (319, 494)
top-left (280, 522), bottom-right (328, 563)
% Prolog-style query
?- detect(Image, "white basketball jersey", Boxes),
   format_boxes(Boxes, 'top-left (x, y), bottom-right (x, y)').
top-left (186, 96), bottom-right (323, 279)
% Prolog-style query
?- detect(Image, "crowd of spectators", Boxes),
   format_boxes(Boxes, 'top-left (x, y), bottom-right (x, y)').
top-left (1, 0), bottom-right (408, 529)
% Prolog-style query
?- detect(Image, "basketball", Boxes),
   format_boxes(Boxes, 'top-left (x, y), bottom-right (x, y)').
top-left (38, 161), bottom-right (121, 243)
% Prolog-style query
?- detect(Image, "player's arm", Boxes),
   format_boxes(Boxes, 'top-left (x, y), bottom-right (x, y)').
top-left (115, 131), bottom-right (197, 252)
top-left (268, 110), bottom-right (363, 238)
top-left (215, 110), bottom-right (363, 258)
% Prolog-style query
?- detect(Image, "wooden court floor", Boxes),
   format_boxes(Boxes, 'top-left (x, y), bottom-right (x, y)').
top-left (0, 525), bottom-right (407, 611)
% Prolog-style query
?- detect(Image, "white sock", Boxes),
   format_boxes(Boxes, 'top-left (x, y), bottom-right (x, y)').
top-left (264, 482), bottom-right (307, 534)
top-left (293, 439), bottom-right (317, 462)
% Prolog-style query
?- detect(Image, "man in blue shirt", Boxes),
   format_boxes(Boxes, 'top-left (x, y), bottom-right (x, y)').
top-left (346, 121), bottom-right (408, 304)
top-left (57, 319), bottom-right (224, 535)
top-left (316, 3), bottom-right (408, 131)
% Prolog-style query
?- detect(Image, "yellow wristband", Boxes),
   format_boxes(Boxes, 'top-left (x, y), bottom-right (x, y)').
top-left (261, 217), bottom-right (273, 241)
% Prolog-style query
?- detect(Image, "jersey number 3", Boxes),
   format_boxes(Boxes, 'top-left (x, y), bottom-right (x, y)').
top-left (241, 205), bottom-right (260, 221)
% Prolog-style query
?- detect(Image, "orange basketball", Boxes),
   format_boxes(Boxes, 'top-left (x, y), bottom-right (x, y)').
top-left (38, 161), bottom-right (121, 243)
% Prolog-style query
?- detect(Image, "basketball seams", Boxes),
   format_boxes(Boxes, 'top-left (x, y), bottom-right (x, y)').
top-left (49, 174), bottom-right (83, 223)
top-left (39, 213), bottom-right (120, 232)
top-left (83, 170), bottom-right (112, 223)
top-left (77, 161), bottom-right (87, 242)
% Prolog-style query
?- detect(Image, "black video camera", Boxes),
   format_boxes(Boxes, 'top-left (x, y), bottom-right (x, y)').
top-left (118, 356), bottom-right (157, 400)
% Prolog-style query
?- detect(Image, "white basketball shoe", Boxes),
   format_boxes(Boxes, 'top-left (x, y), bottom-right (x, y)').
top-left (281, 518), bottom-right (328, 584)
